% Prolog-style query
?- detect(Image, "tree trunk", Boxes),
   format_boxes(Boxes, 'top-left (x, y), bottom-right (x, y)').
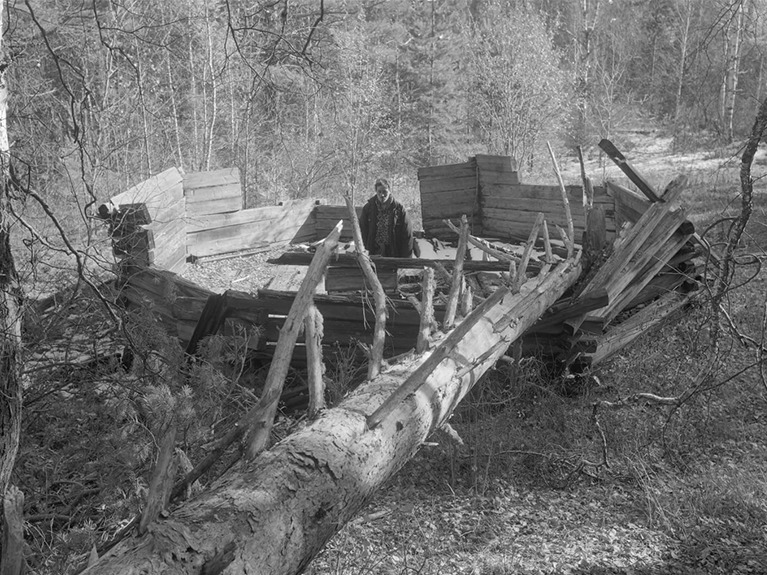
top-left (672, 0), bottom-right (694, 137)
top-left (722, 0), bottom-right (745, 142)
top-left (0, 0), bottom-right (25, 569)
top-left (84, 257), bottom-right (582, 574)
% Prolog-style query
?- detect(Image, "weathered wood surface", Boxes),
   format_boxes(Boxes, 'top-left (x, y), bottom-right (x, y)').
top-left (84, 255), bottom-right (582, 575)
top-left (99, 168), bottom-right (188, 274)
top-left (183, 167), bottom-right (243, 217)
top-left (599, 139), bottom-right (662, 202)
top-left (566, 176), bottom-right (689, 334)
top-left (587, 290), bottom-right (692, 365)
top-left (314, 205), bottom-right (362, 241)
top-left (186, 200), bottom-right (317, 258)
top-left (606, 180), bottom-right (651, 226)
top-left (242, 222), bottom-right (343, 460)
top-left (269, 252), bottom-right (540, 274)
top-left (419, 157), bottom-right (480, 240)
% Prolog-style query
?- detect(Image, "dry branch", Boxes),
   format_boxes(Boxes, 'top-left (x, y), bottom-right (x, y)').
top-left (443, 215), bottom-right (470, 329)
top-left (344, 196), bottom-right (388, 379)
top-left (546, 141), bottom-right (575, 258)
top-left (242, 221), bottom-right (342, 460)
top-left (305, 304), bottom-right (325, 418)
top-left (416, 268), bottom-right (436, 353)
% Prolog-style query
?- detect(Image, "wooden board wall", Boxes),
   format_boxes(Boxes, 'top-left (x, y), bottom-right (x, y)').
top-left (418, 158), bottom-right (481, 240)
top-left (314, 205), bottom-right (363, 242)
top-left (605, 180), bottom-right (651, 227)
top-left (183, 168), bottom-right (243, 218)
top-left (481, 182), bottom-right (616, 242)
top-left (100, 167), bottom-right (188, 274)
top-left (186, 199), bottom-right (317, 259)
top-left (416, 154), bottom-right (619, 244)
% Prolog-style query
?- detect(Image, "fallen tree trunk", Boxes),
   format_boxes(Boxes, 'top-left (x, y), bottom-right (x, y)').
top-left (84, 255), bottom-right (582, 575)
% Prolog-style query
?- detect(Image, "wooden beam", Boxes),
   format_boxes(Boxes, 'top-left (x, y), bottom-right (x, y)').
top-left (599, 138), bottom-right (662, 202)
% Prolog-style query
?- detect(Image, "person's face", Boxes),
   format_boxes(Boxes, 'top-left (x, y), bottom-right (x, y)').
top-left (375, 185), bottom-right (390, 203)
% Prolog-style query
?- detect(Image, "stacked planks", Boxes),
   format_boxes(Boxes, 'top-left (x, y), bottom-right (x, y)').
top-left (520, 175), bottom-right (700, 370)
top-left (418, 153), bottom-right (616, 244)
top-left (183, 168), bottom-right (243, 218)
top-left (186, 198), bottom-right (317, 260)
top-left (98, 167), bottom-right (188, 274)
top-left (482, 182), bottom-right (615, 243)
top-left (314, 205), bottom-right (362, 242)
top-left (419, 158), bottom-right (482, 239)
top-left (117, 267), bottom-right (215, 344)
top-left (248, 288), bottom-right (443, 359)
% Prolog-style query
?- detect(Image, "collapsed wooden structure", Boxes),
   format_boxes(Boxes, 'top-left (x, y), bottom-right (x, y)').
top-left (98, 145), bottom-right (702, 374)
top-left (88, 142), bottom-right (708, 573)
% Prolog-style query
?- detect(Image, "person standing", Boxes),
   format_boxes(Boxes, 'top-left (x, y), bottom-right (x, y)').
top-left (359, 178), bottom-right (419, 257)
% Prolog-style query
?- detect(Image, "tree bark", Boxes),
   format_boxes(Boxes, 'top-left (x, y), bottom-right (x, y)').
top-left (84, 256), bottom-right (582, 575)
top-left (0, 0), bottom-right (24, 569)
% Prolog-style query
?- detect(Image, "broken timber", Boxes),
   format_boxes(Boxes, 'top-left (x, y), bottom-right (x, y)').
top-left (84, 254), bottom-right (582, 574)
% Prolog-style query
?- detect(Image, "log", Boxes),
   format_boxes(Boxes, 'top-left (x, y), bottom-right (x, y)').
top-left (599, 139), bottom-right (662, 202)
top-left (443, 215), bottom-right (469, 329)
top-left (269, 252), bottom-right (525, 273)
top-left (588, 291), bottom-right (692, 365)
top-left (84, 256), bottom-right (583, 575)
top-left (305, 305), bottom-right (325, 418)
top-left (1, 486), bottom-right (24, 575)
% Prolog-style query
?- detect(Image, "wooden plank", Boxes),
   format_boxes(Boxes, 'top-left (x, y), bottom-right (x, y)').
top-left (314, 206), bottom-right (350, 221)
top-left (171, 296), bottom-right (209, 322)
top-left (597, 230), bottom-right (694, 325)
top-left (482, 182), bottom-right (584, 202)
top-left (187, 211), bottom-right (314, 249)
top-left (186, 200), bottom-right (317, 233)
top-left (422, 203), bottom-right (480, 220)
top-left (417, 161), bottom-right (475, 180)
top-left (184, 195), bottom-right (242, 217)
top-left (122, 268), bottom-right (214, 300)
top-left (482, 196), bottom-right (589, 220)
top-left (253, 289), bottom-right (433, 321)
top-left (478, 170), bottom-right (519, 186)
top-left (262, 317), bottom-right (419, 345)
top-left (184, 183), bottom-right (242, 204)
top-left (576, 177), bottom-right (687, 297)
top-left (589, 291), bottom-right (691, 365)
top-left (422, 214), bottom-right (482, 228)
top-left (325, 268), bottom-right (398, 293)
top-left (626, 271), bottom-right (691, 310)
top-left (475, 154), bottom-right (516, 172)
top-left (599, 139), bottom-right (662, 202)
top-left (419, 176), bottom-right (478, 195)
top-left (483, 208), bottom-right (587, 227)
top-left (105, 167), bottom-right (184, 213)
top-left (183, 168), bottom-right (241, 190)
top-left (606, 180), bottom-right (651, 226)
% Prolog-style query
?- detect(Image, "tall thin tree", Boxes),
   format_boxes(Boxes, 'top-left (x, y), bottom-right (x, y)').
top-left (0, 0), bottom-right (25, 570)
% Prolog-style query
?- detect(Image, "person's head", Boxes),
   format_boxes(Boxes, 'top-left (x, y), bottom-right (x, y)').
top-left (374, 178), bottom-right (391, 204)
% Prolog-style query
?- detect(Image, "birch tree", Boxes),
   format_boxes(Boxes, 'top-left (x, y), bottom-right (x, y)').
top-left (0, 0), bottom-right (25, 571)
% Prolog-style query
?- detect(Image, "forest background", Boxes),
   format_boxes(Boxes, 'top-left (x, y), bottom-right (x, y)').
top-left (1, 0), bottom-right (767, 573)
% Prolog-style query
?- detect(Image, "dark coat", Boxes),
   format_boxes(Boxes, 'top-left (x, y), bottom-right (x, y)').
top-left (359, 196), bottom-right (418, 257)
